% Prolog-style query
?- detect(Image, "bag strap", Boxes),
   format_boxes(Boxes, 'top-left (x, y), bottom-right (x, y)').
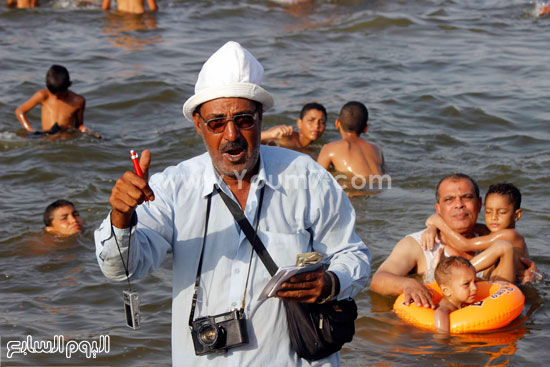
top-left (215, 185), bottom-right (279, 277)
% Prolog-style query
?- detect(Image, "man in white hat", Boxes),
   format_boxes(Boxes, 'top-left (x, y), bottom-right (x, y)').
top-left (94, 41), bottom-right (370, 366)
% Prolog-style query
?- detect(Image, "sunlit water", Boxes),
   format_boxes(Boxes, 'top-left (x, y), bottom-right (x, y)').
top-left (1, 0), bottom-right (549, 365)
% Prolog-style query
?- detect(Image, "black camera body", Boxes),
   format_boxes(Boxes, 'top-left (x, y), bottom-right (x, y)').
top-left (191, 309), bottom-right (248, 355)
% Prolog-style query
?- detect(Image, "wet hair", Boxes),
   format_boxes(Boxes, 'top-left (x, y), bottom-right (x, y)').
top-left (45, 65), bottom-right (72, 94)
top-left (299, 102), bottom-right (327, 120)
top-left (435, 173), bottom-right (480, 203)
top-left (44, 199), bottom-right (75, 226)
top-left (486, 183), bottom-right (522, 211)
top-left (434, 256), bottom-right (475, 286)
top-left (338, 101), bottom-right (369, 134)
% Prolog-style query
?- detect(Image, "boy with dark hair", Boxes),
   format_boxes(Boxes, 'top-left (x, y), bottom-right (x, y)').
top-left (433, 256), bottom-right (478, 335)
top-left (15, 65), bottom-right (100, 138)
top-left (317, 101), bottom-right (385, 177)
top-left (261, 102), bottom-right (327, 150)
top-left (44, 199), bottom-right (83, 236)
top-left (425, 182), bottom-right (542, 283)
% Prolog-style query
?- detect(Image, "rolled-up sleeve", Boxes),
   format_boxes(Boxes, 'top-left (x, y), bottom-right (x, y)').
top-left (309, 170), bottom-right (371, 299)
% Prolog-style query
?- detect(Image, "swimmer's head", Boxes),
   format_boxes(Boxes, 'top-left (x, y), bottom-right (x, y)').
top-left (435, 256), bottom-right (475, 287)
top-left (484, 183), bottom-right (522, 232)
top-left (296, 102), bottom-right (327, 143)
top-left (46, 65), bottom-right (72, 95)
top-left (337, 101), bottom-right (369, 135)
top-left (44, 199), bottom-right (83, 236)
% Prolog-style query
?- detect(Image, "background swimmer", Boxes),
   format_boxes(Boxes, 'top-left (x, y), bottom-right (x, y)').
top-left (15, 65), bottom-right (100, 138)
top-left (261, 102), bottom-right (326, 150)
top-left (102, 0), bottom-right (158, 14)
top-left (433, 256), bottom-right (478, 335)
top-left (44, 199), bottom-right (83, 237)
top-left (6, 0), bottom-right (37, 8)
top-left (317, 101), bottom-right (385, 177)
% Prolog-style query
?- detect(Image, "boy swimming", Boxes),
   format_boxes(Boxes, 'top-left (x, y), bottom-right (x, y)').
top-left (316, 101), bottom-right (385, 177)
top-left (102, 0), bottom-right (158, 14)
top-left (15, 65), bottom-right (100, 138)
top-left (44, 199), bottom-right (83, 237)
top-left (433, 256), bottom-right (478, 335)
top-left (261, 102), bottom-right (326, 150)
top-left (424, 183), bottom-right (541, 283)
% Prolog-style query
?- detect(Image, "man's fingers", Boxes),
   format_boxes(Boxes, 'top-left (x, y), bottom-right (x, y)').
top-left (139, 149), bottom-right (152, 179)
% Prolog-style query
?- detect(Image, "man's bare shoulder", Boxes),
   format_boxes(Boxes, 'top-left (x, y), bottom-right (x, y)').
top-left (34, 89), bottom-right (50, 101)
top-left (377, 235), bottom-right (423, 271)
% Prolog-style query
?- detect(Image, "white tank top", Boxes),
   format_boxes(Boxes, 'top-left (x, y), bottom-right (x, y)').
top-left (407, 229), bottom-right (482, 283)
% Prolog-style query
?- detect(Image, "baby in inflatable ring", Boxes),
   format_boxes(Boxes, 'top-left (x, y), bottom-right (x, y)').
top-left (393, 255), bottom-right (525, 335)
top-left (433, 256), bottom-right (478, 335)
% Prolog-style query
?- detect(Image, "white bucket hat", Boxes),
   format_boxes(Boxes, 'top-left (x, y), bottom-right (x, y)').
top-left (183, 41), bottom-right (274, 122)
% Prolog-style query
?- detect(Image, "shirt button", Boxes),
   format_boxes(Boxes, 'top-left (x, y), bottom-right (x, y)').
top-left (234, 268), bottom-right (240, 274)
top-left (231, 302), bottom-right (237, 308)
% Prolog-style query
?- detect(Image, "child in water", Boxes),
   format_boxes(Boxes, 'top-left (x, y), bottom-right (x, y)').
top-left (15, 65), bottom-right (100, 138)
top-left (261, 102), bottom-right (326, 150)
top-left (44, 199), bottom-right (83, 237)
top-left (424, 183), bottom-right (542, 283)
top-left (6, 0), bottom-right (37, 8)
top-left (102, 0), bottom-right (158, 14)
top-left (433, 256), bottom-right (478, 335)
top-left (317, 101), bottom-right (385, 177)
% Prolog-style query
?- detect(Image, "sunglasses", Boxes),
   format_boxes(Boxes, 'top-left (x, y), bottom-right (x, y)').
top-left (198, 109), bottom-right (258, 134)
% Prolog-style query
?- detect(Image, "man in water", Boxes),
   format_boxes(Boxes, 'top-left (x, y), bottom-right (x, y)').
top-left (371, 173), bottom-right (515, 307)
top-left (94, 41), bottom-right (370, 366)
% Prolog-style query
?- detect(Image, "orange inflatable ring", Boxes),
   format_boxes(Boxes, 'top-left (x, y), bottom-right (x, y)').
top-left (393, 281), bottom-right (525, 333)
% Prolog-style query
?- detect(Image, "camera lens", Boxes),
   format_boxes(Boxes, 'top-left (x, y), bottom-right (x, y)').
top-left (198, 323), bottom-right (222, 347)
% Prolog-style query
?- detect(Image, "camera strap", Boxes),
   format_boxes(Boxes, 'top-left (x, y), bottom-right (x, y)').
top-left (215, 185), bottom-right (278, 276)
top-left (188, 184), bottom-right (265, 328)
top-left (112, 221), bottom-right (133, 290)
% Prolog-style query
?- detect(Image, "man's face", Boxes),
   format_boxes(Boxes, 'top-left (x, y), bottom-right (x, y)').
top-left (435, 178), bottom-right (482, 236)
top-left (46, 205), bottom-right (83, 236)
top-left (297, 109), bottom-right (326, 142)
top-left (193, 97), bottom-right (261, 180)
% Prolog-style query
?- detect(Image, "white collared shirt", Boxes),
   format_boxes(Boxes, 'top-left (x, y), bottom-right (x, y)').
top-left (95, 145), bottom-right (371, 367)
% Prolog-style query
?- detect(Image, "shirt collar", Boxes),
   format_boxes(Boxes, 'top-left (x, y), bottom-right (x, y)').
top-left (200, 150), bottom-right (278, 198)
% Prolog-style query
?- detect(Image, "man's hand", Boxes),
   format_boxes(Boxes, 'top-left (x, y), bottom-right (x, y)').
top-left (276, 269), bottom-right (329, 303)
top-left (519, 257), bottom-right (544, 284)
top-left (110, 149), bottom-right (155, 229)
top-left (402, 278), bottom-right (435, 308)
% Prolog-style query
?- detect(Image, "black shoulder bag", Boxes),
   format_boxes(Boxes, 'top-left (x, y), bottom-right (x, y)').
top-left (215, 186), bottom-right (357, 360)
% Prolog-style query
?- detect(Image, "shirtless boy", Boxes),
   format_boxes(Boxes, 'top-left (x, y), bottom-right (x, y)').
top-left (44, 199), bottom-right (83, 237)
top-left (316, 101), bottom-right (385, 177)
top-left (6, 0), bottom-right (37, 8)
top-left (102, 0), bottom-right (158, 14)
top-left (424, 183), bottom-right (541, 284)
top-left (261, 102), bottom-right (326, 150)
top-left (15, 65), bottom-right (100, 138)
top-left (433, 256), bottom-right (478, 335)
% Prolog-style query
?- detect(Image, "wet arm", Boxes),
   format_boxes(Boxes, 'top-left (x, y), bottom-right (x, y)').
top-left (434, 305), bottom-right (451, 334)
top-left (260, 125), bottom-right (293, 143)
top-left (147, 0), bottom-right (157, 11)
top-left (15, 90), bottom-right (45, 132)
top-left (316, 146), bottom-right (332, 170)
top-left (426, 214), bottom-right (516, 252)
top-left (371, 237), bottom-right (435, 308)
